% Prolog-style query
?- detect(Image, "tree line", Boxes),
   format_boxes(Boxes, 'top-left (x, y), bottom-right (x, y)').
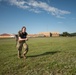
top-left (60, 32), bottom-right (76, 37)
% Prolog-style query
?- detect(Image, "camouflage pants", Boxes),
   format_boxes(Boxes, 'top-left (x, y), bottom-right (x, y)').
top-left (17, 41), bottom-right (28, 58)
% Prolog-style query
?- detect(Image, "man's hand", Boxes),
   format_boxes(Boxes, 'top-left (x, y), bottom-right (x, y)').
top-left (25, 38), bottom-right (28, 41)
top-left (18, 37), bottom-right (28, 41)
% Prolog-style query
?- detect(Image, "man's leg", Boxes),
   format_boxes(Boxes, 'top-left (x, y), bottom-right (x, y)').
top-left (18, 50), bottom-right (22, 58)
top-left (17, 42), bottom-right (23, 58)
top-left (23, 43), bottom-right (28, 58)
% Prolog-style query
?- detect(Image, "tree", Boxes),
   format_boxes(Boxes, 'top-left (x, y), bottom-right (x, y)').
top-left (62, 32), bottom-right (69, 37)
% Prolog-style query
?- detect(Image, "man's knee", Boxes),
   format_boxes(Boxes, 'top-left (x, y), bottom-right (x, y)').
top-left (23, 43), bottom-right (28, 50)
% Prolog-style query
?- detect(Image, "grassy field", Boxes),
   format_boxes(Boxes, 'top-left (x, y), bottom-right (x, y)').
top-left (0, 37), bottom-right (76, 75)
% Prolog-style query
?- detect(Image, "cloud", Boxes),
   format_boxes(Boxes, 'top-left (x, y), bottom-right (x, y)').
top-left (8, 0), bottom-right (29, 9)
top-left (1, 0), bottom-right (71, 18)
top-left (29, 8), bottom-right (42, 13)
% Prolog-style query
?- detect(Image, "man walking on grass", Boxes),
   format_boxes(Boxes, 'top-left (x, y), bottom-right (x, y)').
top-left (17, 26), bottom-right (28, 59)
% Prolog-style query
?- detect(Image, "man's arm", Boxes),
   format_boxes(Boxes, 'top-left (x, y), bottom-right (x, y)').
top-left (18, 37), bottom-right (28, 41)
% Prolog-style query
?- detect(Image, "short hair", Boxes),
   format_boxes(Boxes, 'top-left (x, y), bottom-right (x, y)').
top-left (21, 26), bottom-right (26, 31)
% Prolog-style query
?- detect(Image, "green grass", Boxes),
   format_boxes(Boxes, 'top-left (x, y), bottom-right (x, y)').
top-left (0, 37), bottom-right (76, 75)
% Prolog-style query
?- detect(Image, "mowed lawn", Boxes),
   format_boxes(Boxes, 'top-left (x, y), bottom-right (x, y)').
top-left (0, 37), bottom-right (76, 75)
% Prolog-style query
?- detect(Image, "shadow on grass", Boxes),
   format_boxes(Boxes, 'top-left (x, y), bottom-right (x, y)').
top-left (27, 51), bottom-right (60, 58)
